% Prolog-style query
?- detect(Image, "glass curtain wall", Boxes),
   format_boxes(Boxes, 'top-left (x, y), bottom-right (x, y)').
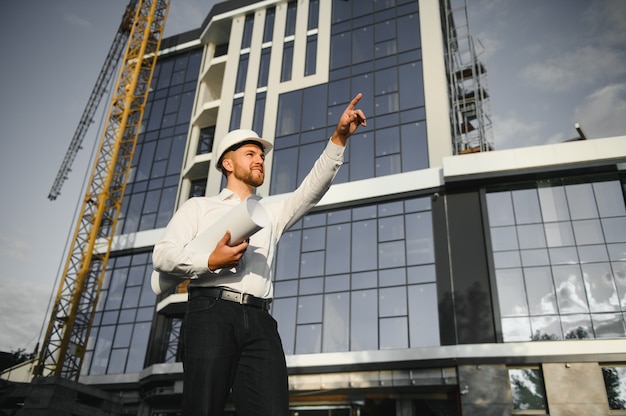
top-left (270, 0), bottom-right (428, 195)
top-left (487, 176), bottom-right (626, 342)
top-left (267, 0), bottom-right (438, 354)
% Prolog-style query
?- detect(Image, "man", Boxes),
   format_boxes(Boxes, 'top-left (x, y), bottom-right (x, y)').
top-left (152, 93), bottom-right (366, 415)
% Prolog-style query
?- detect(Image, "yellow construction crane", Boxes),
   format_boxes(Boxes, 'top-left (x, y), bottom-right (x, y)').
top-left (35, 0), bottom-right (170, 381)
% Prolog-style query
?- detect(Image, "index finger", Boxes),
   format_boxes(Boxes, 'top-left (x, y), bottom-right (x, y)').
top-left (347, 93), bottom-right (363, 110)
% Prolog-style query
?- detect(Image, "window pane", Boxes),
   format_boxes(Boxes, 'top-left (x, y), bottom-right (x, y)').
top-left (603, 217), bottom-right (626, 243)
top-left (501, 317), bottom-right (531, 342)
top-left (330, 32), bottom-right (351, 69)
top-left (281, 41), bottom-right (294, 82)
top-left (325, 223), bottom-right (351, 275)
top-left (235, 55), bottom-right (249, 93)
top-left (408, 284), bottom-right (439, 347)
top-left (531, 315), bottom-right (562, 340)
top-left (594, 181), bottom-right (626, 217)
top-left (399, 62), bottom-right (425, 109)
top-left (323, 292), bottom-right (349, 352)
top-left (300, 251), bottom-right (324, 277)
top-left (305, 35), bottom-right (317, 76)
top-left (351, 290), bottom-right (378, 350)
top-left (380, 317), bottom-right (408, 349)
top-left (603, 367), bottom-right (626, 410)
top-left (487, 192), bottom-right (515, 226)
top-left (582, 263), bottom-right (620, 312)
top-left (491, 226), bottom-right (518, 251)
top-left (573, 219), bottom-right (604, 245)
top-left (512, 189), bottom-right (542, 224)
top-left (275, 231), bottom-right (301, 280)
top-left (379, 240), bottom-right (406, 269)
top-left (539, 185), bottom-right (570, 222)
top-left (508, 368), bottom-right (547, 411)
top-left (552, 265), bottom-right (588, 313)
top-left (493, 251), bottom-right (521, 269)
top-left (397, 13), bottom-right (420, 52)
top-left (544, 222), bottom-right (575, 247)
top-left (524, 267), bottom-right (556, 314)
top-left (496, 269), bottom-right (528, 316)
top-left (592, 313), bottom-right (626, 338)
top-left (258, 49), bottom-right (270, 88)
top-left (405, 211), bottom-right (434, 265)
top-left (263, 7), bottom-right (275, 43)
top-left (562, 314), bottom-right (593, 339)
top-left (271, 147), bottom-right (298, 194)
top-left (127, 322), bottom-right (151, 373)
top-left (297, 295), bottom-right (323, 324)
top-left (517, 224), bottom-right (546, 249)
top-left (273, 298), bottom-right (297, 355)
top-left (566, 183), bottom-right (599, 219)
top-left (379, 286), bottom-right (407, 317)
top-left (108, 349), bottom-right (128, 374)
top-left (295, 324), bottom-right (321, 354)
top-left (352, 220), bottom-right (378, 271)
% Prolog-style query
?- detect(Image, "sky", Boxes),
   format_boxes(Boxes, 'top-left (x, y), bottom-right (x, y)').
top-left (0, 1), bottom-right (625, 354)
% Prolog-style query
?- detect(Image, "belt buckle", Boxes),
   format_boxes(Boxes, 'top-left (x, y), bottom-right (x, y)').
top-left (239, 292), bottom-right (245, 305)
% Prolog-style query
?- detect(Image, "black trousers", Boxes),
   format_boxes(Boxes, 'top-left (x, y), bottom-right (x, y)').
top-left (182, 295), bottom-right (289, 416)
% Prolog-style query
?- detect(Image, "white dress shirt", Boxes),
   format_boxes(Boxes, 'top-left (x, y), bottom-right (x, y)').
top-left (152, 139), bottom-right (345, 298)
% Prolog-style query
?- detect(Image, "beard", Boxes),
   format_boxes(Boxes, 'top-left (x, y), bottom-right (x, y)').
top-left (234, 166), bottom-right (264, 187)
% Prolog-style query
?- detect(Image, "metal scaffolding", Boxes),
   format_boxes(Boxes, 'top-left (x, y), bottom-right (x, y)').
top-left (443, 0), bottom-right (493, 154)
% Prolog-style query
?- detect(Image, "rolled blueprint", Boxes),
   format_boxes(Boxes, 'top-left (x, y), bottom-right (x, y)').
top-left (151, 197), bottom-right (269, 295)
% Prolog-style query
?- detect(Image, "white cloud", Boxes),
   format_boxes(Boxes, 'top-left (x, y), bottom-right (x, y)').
top-left (574, 83), bottom-right (626, 139)
top-left (583, 0), bottom-right (626, 47)
top-left (493, 113), bottom-right (554, 150)
top-left (521, 46), bottom-right (626, 92)
top-left (0, 235), bottom-right (32, 263)
top-left (0, 277), bottom-right (53, 353)
top-left (64, 13), bottom-right (91, 29)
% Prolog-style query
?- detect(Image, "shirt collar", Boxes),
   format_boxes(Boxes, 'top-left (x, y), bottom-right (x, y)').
top-left (218, 188), bottom-right (239, 202)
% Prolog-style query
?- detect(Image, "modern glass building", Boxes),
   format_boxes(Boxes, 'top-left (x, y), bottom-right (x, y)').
top-left (75, 1), bottom-right (626, 415)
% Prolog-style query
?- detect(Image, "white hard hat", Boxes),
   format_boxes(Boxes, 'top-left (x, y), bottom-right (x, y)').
top-left (214, 129), bottom-right (273, 171)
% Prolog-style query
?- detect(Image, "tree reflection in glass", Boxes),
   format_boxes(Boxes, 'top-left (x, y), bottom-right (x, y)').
top-left (508, 368), bottom-right (547, 411)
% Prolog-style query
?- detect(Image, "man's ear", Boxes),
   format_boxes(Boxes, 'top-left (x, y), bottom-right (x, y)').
top-left (221, 156), bottom-right (233, 173)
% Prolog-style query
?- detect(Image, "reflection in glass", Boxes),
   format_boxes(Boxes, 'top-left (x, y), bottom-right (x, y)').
top-left (524, 267), bottom-right (556, 315)
top-left (561, 314), bottom-right (592, 339)
top-left (496, 269), bottom-right (528, 317)
top-left (512, 189), bottom-right (541, 224)
top-left (603, 366), bottom-right (626, 410)
top-left (552, 265), bottom-right (588, 313)
top-left (490, 226), bottom-right (518, 251)
top-left (594, 181), bottom-right (626, 216)
top-left (592, 313), bottom-right (626, 338)
top-left (582, 263), bottom-right (620, 312)
top-left (508, 368), bottom-right (547, 411)
top-left (486, 192), bottom-right (515, 226)
top-left (566, 183), bottom-right (598, 220)
top-left (295, 324), bottom-right (321, 354)
top-left (501, 317), bottom-right (531, 342)
top-left (380, 317), bottom-right (408, 349)
top-left (538, 185), bottom-right (570, 222)
top-left (323, 292), bottom-right (349, 352)
top-left (530, 316), bottom-right (562, 340)
top-left (489, 177), bottom-right (626, 343)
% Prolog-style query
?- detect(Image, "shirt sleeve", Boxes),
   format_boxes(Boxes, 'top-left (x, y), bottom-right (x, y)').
top-left (152, 198), bottom-right (212, 278)
top-left (276, 138), bottom-right (345, 233)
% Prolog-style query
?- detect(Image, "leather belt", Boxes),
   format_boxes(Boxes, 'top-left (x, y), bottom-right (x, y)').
top-left (189, 286), bottom-right (272, 311)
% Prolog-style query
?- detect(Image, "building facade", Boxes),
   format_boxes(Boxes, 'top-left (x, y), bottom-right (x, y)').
top-left (77, 1), bottom-right (626, 415)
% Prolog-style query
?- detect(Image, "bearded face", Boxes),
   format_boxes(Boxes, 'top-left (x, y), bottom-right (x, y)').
top-left (222, 143), bottom-right (265, 187)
